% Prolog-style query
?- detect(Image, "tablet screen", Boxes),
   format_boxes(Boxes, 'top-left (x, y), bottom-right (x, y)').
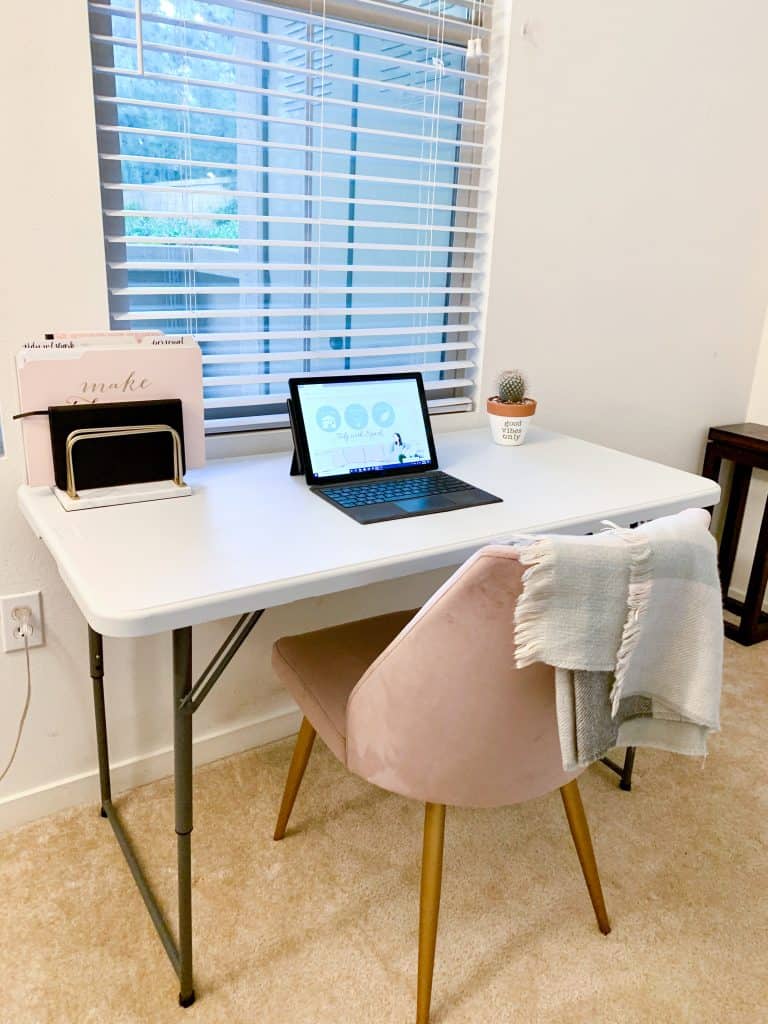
top-left (292, 375), bottom-right (436, 482)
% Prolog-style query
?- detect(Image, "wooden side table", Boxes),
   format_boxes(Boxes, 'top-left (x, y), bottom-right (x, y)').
top-left (702, 422), bottom-right (768, 645)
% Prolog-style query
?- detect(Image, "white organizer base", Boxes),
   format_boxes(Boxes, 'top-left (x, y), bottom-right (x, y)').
top-left (53, 479), bottom-right (192, 511)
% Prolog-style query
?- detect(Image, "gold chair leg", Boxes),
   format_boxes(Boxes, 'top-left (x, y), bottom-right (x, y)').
top-left (273, 717), bottom-right (317, 841)
top-left (417, 802), bottom-right (446, 1024)
top-left (560, 779), bottom-right (611, 935)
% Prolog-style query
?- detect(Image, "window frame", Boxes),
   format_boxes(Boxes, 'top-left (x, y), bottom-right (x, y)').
top-left (88, 0), bottom-right (494, 446)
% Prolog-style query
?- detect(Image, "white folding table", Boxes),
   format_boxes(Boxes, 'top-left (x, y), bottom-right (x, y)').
top-left (17, 426), bottom-right (721, 1006)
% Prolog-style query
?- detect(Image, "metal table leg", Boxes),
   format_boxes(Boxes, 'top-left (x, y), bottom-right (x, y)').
top-left (87, 611), bottom-right (264, 1007)
top-left (89, 629), bottom-right (110, 818)
top-left (174, 627), bottom-right (195, 1007)
top-left (600, 746), bottom-right (636, 790)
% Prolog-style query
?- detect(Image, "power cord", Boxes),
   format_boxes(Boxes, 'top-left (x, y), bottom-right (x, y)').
top-left (0, 607), bottom-right (33, 784)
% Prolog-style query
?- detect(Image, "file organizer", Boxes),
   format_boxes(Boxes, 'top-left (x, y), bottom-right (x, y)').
top-left (16, 335), bottom-right (205, 487)
top-left (47, 399), bottom-right (191, 510)
top-left (16, 333), bottom-right (203, 509)
top-left (54, 424), bottom-right (190, 510)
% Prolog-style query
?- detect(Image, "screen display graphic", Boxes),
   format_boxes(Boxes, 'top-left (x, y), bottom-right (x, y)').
top-left (296, 378), bottom-right (433, 480)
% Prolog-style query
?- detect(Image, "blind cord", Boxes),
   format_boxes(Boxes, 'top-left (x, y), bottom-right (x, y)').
top-left (0, 612), bottom-right (33, 784)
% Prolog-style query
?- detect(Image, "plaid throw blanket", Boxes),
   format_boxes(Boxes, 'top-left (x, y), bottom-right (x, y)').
top-left (512, 509), bottom-right (723, 771)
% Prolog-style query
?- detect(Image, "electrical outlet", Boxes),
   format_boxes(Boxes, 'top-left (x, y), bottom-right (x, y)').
top-left (1, 592), bottom-right (44, 653)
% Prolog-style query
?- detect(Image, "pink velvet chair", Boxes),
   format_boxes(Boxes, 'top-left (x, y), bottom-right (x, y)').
top-left (272, 545), bottom-right (610, 1024)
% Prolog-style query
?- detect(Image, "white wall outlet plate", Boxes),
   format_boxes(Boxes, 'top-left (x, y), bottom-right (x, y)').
top-left (1, 592), bottom-right (44, 653)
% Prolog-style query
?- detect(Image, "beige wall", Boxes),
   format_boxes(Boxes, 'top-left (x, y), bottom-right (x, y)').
top-left (483, 1), bottom-right (768, 472)
top-left (2, 0), bottom-right (768, 829)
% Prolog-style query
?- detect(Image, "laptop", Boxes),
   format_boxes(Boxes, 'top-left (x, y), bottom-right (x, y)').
top-left (288, 372), bottom-right (502, 524)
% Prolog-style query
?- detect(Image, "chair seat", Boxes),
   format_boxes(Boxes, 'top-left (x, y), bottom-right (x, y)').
top-left (272, 609), bottom-right (416, 761)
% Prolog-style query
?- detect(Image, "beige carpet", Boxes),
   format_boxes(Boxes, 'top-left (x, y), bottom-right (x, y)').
top-left (0, 639), bottom-right (766, 1024)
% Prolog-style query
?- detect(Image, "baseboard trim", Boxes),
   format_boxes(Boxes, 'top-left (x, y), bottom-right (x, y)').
top-left (0, 702), bottom-right (302, 834)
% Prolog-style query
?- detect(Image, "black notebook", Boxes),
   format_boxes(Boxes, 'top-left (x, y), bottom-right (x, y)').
top-left (48, 399), bottom-right (186, 492)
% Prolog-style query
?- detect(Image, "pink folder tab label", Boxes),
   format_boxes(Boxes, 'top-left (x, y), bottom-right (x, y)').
top-left (16, 345), bottom-right (205, 486)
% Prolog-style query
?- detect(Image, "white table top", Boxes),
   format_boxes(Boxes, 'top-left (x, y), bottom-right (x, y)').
top-left (18, 427), bottom-right (720, 638)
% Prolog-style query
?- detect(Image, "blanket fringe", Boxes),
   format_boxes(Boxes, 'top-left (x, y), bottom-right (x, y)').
top-left (513, 537), bottom-right (555, 667)
top-left (610, 529), bottom-right (653, 715)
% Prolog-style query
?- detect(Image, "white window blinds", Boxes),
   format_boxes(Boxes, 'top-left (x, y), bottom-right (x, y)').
top-left (89, 0), bottom-right (494, 433)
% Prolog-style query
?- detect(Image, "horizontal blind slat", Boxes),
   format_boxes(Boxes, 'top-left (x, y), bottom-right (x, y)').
top-left (92, 35), bottom-right (488, 105)
top-left (88, 4), bottom-right (487, 80)
top-left (203, 376), bottom-right (474, 408)
top-left (188, 324), bottom-right (476, 341)
top-left (97, 124), bottom-right (485, 173)
top-left (108, 261), bottom-right (482, 274)
top-left (94, 96), bottom-right (485, 151)
top-left (91, 66), bottom-right (486, 127)
top-left (102, 181), bottom-right (478, 214)
top-left (105, 209), bottom-right (482, 235)
top-left (249, 0), bottom-right (490, 40)
top-left (206, 359), bottom-right (475, 387)
top-left (98, 154), bottom-right (487, 192)
top-left (250, 0), bottom-right (490, 47)
top-left (230, 0), bottom-right (492, 18)
top-left (91, 0), bottom-right (485, 54)
top-left (203, 395), bottom-right (473, 432)
top-left (113, 304), bottom-right (475, 322)
top-left (106, 235), bottom-right (477, 254)
top-left (112, 285), bottom-right (478, 296)
top-left (201, 341), bottom-right (476, 365)
top-left (205, 413), bottom-right (289, 431)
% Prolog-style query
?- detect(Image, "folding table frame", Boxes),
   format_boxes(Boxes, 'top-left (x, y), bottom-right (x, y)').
top-left (88, 611), bottom-right (264, 1007)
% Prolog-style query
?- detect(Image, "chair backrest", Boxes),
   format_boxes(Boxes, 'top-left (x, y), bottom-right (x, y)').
top-left (345, 545), bottom-right (579, 808)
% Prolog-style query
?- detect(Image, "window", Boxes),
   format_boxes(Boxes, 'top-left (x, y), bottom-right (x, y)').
top-left (88, 0), bottom-right (496, 433)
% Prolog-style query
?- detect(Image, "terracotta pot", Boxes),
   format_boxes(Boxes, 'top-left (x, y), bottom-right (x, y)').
top-left (486, 397), bottom-right (537, 446)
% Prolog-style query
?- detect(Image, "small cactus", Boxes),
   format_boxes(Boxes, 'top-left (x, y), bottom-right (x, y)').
top-left (497, 369), bottom-right (526, 404)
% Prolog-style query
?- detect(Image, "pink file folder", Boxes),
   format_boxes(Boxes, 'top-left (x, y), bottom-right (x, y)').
top-left (16, 343), bottom-right (206, 486)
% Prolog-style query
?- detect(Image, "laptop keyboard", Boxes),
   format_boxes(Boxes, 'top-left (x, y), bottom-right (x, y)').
top-left (322, 472), bottom-right (473, 508)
